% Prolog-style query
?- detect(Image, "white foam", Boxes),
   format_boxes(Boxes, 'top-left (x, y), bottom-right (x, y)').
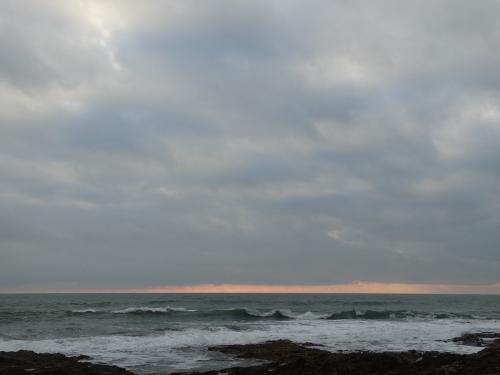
top-left (169, 306), bottom-right (197, 312)
top-left (71, 309), bottom-right (98, 313)
top-left (225, 308), bottom-right (325, 319)
top-left (2, 319), bottom-right (500, 373)
top-left (296, 311), bottom-right (329, 320)
top-left (259, 309), bottom-right (293, 317)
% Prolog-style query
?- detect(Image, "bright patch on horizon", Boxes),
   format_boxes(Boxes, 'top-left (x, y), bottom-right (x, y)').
top-left (1, 1), bottom-right (500, 291)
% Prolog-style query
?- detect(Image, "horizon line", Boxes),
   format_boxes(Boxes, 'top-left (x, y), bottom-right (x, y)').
top-left (2, 281), bottom-right (500, 294)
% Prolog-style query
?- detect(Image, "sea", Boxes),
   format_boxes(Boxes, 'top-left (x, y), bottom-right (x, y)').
top-left (1, 293), bottom-right (500, 374)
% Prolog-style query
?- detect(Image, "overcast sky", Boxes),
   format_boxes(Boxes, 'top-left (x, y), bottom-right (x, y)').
top-left (1, 1), bottom-right (500, 292)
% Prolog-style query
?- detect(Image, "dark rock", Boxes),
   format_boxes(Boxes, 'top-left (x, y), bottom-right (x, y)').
top-left (0, 350), bottom-right (133, 375)
top-left (172, 338), bottom-right (500, 375)
top-left (451, 332), bottom-right (500, 348)
top-left (2, 332), bottom-right (500, 375)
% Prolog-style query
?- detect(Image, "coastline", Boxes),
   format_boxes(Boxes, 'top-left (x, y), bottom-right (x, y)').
top-left (1, 332), bottom-right (499, 375)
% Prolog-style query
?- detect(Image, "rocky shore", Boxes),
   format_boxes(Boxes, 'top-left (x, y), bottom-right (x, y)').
top-left (175, 333), bottom-right (500, 375)
top-left (0, 350), bottom-right (134, 375)
top-left (1, 332), bottom-right (499, 375)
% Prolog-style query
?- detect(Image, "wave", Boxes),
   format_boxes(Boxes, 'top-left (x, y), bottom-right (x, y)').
top-left (433, 313), bottom-right (475, 319)
top-left (324, 309), bottom-right (476, 320)
top-left (343, 301), bottom-right (399, 306)
top-left (69, 309), bottom-right (99, 314)
top-left (109, 306), bottom-right (295, 320)
top-left (200, 308), bottom-right (295, 320)
top-left (296, 311), bottom-right (329, 320)
top-left (325, 309), bottom-right (411, 320)
top-left (208, 309), bottom-right (326, 320)
top-left (49, 307), bottom-right (487, 321)
top-left (112, 306), bottom-right (197, 314)
top-left (5, 320), bottom-right (500, 373)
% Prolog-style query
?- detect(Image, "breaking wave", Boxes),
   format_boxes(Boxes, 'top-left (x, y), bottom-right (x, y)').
top-left (324, 309), bottom-right (476, 320)
top-left (214, 308), bottom-right (294, 320)
top-left (68, 309), bottom-right (100, 314)
top-left (54, 307), bottom-right (484, 321)
top-left (112, 307), bottom-right (197, 314)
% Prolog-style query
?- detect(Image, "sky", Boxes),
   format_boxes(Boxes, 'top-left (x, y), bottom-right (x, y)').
top-left (1, 0), bottom-right (500, 293)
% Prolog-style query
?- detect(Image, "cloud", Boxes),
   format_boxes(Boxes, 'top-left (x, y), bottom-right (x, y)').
top-left (1, 0), bottom-right (500, 291)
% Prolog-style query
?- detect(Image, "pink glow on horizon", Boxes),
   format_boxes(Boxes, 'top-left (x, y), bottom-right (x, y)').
top-left (4, 281), bottom-right (500, 294)
top-left (125, 282), bottom-right (500, 294)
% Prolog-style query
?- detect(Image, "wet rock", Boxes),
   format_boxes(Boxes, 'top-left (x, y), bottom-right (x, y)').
top-left (0, 350), bottom-right (133, 375)
top-left (173, 338), bottom-right (500, 375)
top-left (451, 332), bottom-right (500, 348)
top-left (2, 333), bottom-right (500, 375)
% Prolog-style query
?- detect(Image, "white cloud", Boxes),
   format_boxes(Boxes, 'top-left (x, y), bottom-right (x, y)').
top-left (1, 0), bottom-right (500, 288)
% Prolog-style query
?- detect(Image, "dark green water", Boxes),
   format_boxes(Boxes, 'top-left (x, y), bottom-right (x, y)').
top-left (1, 294), bottom-right (500, 373)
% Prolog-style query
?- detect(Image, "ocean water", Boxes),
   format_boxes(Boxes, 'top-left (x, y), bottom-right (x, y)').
top-left (1, 294), bottom-right (500, 374)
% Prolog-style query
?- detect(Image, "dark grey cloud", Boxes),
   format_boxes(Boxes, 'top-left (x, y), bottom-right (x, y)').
top-left (1, 0), bottom-right (500, 290)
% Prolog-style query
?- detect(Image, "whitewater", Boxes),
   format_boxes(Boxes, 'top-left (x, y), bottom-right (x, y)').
top-left (1, 293), bottom-right (500, 374)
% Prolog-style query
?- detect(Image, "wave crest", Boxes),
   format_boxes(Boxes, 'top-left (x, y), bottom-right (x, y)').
top-left (210, 308), bottom-right (294, 320)
top-left (325, 309), bottom-right (416, 320)
top-left (68, 309), bottom-right (99, 314)
top-left (324, 309), bottom-right (476, 320)
top-left (63, 307), bottom-right (481, 321)
top-left (112, 306), bottom-right (196, 314)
